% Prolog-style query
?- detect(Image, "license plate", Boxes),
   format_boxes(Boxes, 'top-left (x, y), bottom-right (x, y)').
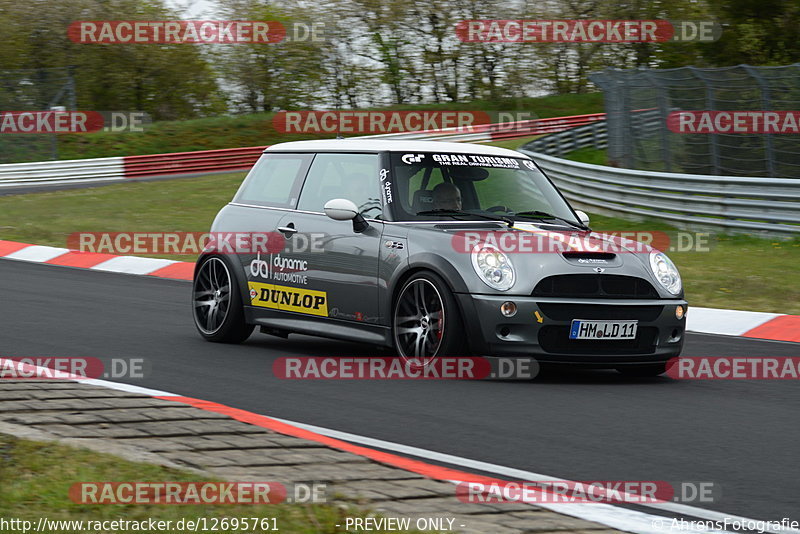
top-left (569, 320), bottom-right (638, 340)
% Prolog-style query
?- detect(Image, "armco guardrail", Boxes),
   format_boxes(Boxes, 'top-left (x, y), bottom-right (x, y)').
top-left (519, 111), bottom-right (800, 235)
top-left (362, 113), bottom-right (606, 144)
top-left (124, 146), bottom-right (265, 178)
top-left (522, 109), bottom-right (665, 156)
top-left (0, 157), bottom-right (126, 189)
top-left (518, 149), bottom-right (800, 235)
top-left (523, 119), bottom-right (608, 155)
top-left (0, 113), bottom-right (602, 191)
top-left (5, 110), bottom-right (797, 236)
top-left (0, 146), bottom-right (266, 192)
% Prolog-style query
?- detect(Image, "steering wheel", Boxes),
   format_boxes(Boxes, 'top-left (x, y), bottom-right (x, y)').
top-left (486, 205), bottom-right (510, 213)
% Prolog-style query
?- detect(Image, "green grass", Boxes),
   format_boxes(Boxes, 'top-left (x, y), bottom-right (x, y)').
top-left (2, 93), bottom-right (605, 163)
top-left (1, 173), bottom-right (798, 313)
top-left (0, 173), bottom-right (245, 261)
top-left (483, 134), bottom-right (543, 151)
top-left (562, 147), bottom-right (607, 165)
top-left (0, 434), bottom-right (426, 534)
top-left (671, 235), bottom-right (800, 314)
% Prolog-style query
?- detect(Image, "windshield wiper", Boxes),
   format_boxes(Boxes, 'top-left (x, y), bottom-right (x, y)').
top-left (416, 209), bottom-right (513, 227)
top-left (513, 210), bottom-right (591, 231)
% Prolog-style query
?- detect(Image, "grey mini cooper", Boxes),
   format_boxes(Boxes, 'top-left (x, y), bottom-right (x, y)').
top-left (192, 139), bottom-right (686, 376)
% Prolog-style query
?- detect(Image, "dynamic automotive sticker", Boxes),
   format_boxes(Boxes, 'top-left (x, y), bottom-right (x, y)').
top-left (248, 282), bottom-right (328, 316)
top-left (250, 252), bottom-right (309, 284)
top-left (379, 168), bottom-right (393, 204)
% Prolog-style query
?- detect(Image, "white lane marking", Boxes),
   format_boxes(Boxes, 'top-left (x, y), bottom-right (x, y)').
top-left (687, 307), bottom-right (781, 336)
top-left (0, 358), bottom-right (177, 397)
top-left (5, 245), bottom-right (70, 262)
top-left (0, 357), bottom-right (89, 381)
top-left (90, 256), bottom-right (176, 274)
top-left (82, 378), bottom-right (177, 397)
top-left (272, 417), bottom-right (798, 534)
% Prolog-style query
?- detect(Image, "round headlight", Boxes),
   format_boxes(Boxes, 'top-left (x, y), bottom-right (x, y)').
top-left (471, 244), bottom-right (515, 291)
top-left (649, 250), bottom-right (682, 295)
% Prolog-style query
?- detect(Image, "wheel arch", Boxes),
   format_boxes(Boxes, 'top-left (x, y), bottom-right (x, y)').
top-left (388, 253), bottom-right (468, 312)
top-left (387, 254), bottom-right (485, 354)
top-left (194, 252), bottom-right (250, 309)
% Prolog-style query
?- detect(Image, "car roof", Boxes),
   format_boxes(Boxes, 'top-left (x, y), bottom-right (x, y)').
top-left (263, 138), bottom-right (531, 158)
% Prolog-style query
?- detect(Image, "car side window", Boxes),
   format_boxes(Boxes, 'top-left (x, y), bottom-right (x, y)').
top-left (233, 153), bottom-right (312, 208)
top-left (297, 153), bottom-right (382, 217)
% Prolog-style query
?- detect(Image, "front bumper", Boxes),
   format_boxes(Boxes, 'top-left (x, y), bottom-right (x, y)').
top-left (456, 293), bottom-right (687, 365)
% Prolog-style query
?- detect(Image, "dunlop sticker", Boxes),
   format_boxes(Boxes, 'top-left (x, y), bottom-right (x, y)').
top-left (248, 282), bottom-right (328, 317)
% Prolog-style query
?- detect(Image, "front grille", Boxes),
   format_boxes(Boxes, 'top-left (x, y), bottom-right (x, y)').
top-left (537, 303), bottom-right (663, 321)
top-left (532, 274), bottom-right (658, 299)
top-left (538, 326), bottom-right (658, 354)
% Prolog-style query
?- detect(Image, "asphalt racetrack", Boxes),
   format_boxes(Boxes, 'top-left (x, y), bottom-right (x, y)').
top-left (2, 259), bottom-right (798, 523)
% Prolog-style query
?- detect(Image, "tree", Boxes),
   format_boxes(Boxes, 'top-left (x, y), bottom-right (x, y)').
top-left (0, 0), bottom-right (227, 119)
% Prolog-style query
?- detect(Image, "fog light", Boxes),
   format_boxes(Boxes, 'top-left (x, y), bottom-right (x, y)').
top-left (500, 301), bottom-right (517, 317)
top-left (675, 305), bottom-right (686, 320)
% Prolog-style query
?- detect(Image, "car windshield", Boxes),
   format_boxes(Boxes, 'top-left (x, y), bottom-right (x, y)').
top-left (388, 152), bottom-right (580, 226)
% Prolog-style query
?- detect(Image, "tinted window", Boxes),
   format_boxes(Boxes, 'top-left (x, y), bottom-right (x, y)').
top-left (297, 153), bottom-right (382, 217)
top-left (233, 153), bottom-right (312, 208)
top-left (389, 152), bottom-right (577, 223)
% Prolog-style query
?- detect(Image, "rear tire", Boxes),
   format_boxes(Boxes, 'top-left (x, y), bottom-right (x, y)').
top-left (192, 256), bottom-right (254, 343)
top-left (393, 271), bottom-right (465, 365)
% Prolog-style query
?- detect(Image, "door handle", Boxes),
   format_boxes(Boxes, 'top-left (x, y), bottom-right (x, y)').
top-left (277, 223), bottom-right (297, 236)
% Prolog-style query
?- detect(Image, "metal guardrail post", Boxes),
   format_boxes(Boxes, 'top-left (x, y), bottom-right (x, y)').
top-left (743, 65), bottom-right (776, 178)
top-left (689, 67), bottom-right (720, 175)
top-left (644, 71), bottom-right (672, 172)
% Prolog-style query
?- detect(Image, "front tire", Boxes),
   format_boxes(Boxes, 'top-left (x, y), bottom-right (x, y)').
top-left (393, 271), bottom-right (465, 365)
top-left (192, 256), bottom-right (254, 343)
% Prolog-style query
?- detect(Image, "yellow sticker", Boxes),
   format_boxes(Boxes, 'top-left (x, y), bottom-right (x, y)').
top-left (248, 282), bottom-right (328, 317)
top-left (534, 310), bottom-right (544, 323)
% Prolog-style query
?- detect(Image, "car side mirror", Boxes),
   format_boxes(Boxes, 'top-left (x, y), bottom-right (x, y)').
top-left (574, 210), bottom-right (590, 226)
top-left (324, 198), bottom-right (369, 233)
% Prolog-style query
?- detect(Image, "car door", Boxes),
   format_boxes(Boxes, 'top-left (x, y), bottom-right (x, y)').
top-left (270, 152), bottom-right (384, 324)
top-left (220, 152), bottom-right (312, 304)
